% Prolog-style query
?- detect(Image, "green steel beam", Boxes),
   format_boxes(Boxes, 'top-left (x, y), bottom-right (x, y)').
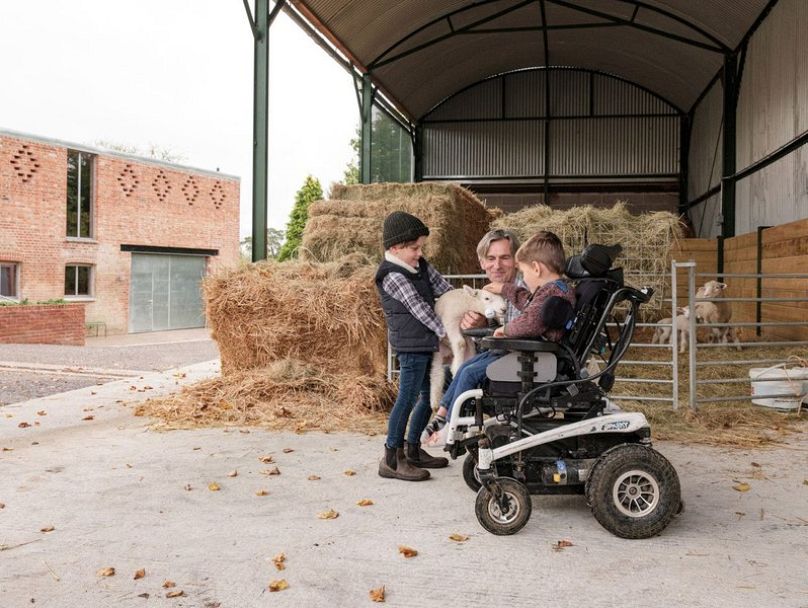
top-left (360, 73), bottom-right (373, 184)
top-left (721, 52), bottom-right (737, 239)
top-left (251, 0), bottom-right (270, 262)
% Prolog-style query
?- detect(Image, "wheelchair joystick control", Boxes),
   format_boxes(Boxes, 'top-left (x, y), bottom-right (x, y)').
top-left (484, 306), bottom-right (498, 319)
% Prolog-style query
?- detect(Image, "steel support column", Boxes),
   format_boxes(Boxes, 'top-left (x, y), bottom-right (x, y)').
top-left (250, 0), bottom-right (269, 261)
top-left (678, 113), bottom-right (690, 215)
top-left (413, 122), bottom-right (424, 182)
top-left (720, 53), bottom-right (738, 239)
top-left (360, 73), bottom-right (374, 184)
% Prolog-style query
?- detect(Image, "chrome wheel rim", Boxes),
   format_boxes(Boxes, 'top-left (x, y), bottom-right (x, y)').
top-left (487, 490), bottom-right (521, 524)
top-left (613, 469), bottom-right (660, 518)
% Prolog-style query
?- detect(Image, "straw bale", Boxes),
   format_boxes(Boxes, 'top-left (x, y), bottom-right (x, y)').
top-left (300, 182), bottom-right (496, 273)
top-left (205, 256), bottom-right (387, 377)
top-left (494, 202), bottom-right (685, 319)
top-left (134, 359), bottom-right (391, 433)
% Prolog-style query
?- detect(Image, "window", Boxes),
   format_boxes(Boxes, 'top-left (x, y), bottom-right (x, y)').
top-left (0, 262), bottom-right (19, 299)
top-left (65, 265), bottom-right (92, 297)
top-left (66, 150), bottom-right (93, 238)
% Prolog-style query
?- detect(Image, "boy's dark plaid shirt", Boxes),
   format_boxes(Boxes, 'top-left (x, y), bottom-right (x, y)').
top-left (381, 262), bottom-right (452, 338)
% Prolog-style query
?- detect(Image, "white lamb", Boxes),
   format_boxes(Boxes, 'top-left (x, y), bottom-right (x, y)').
top-left (696, 280), bottom-right (741, 350)
top-left (429, 286), bottom-right (507, 409)
top-left (651, 306), bottom-right (693, 354)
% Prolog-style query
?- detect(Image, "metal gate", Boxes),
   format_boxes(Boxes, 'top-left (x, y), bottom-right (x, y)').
top-left (129, 253), bottom-right (206, 333)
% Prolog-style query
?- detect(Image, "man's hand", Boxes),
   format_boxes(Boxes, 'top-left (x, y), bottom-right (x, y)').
top-left (483, 282), bottom-right (504, 295)
top-left (460, 311), bottom-right (487, 330)
top-left (492, 326), bottom-right (506, 338)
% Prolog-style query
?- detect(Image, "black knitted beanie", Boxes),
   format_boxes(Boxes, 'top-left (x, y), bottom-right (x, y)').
top-left (382, 211), bottom-right (430, 249)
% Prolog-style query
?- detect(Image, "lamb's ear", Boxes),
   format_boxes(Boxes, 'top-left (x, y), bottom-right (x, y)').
top-left (463, 285), bottom-right (477, 296)
top-left (718, 282), bottom-right (727, 289)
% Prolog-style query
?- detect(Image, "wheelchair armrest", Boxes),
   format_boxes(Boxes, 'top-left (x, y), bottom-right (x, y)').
top-left (481, 336), bottom-right (560, 353)
top-left (461, 327), bottom-right (496, 339)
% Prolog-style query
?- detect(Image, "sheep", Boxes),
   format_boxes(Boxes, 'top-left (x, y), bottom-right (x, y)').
top-left (696, 280), bottom-right (741, 350)
top-left (651, 307), bottom-right (693, 353)
top-left (429, 286), bottom-right (507, 409)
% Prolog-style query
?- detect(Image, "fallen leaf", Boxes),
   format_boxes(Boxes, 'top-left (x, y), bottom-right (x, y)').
top-left (552, 540), bottom-right (574, 551)
top-left (277, 406), bottom-right (293, 418)
top-left (184, 484), bottom-right (192, 491)
top-left (125, 464), bottom-right (132, 469)
top-left (0, 503), bottom-right (5, 509)
top-left (448, 533), bottom-right (469, 542)
top-left (735, 511), bottom-right (746, 520)
top-left (40, 525), bottom-right (55, 533)
top-left (398, 546), bottom-right (417, 558)
top-left (82, 415), bottom-right (94, 421)
top-left (268, 579), bottom-right (288, 592)
top-left (295, 422), bottom-right (307, 434)
top-left (97, 567), bottom-right (115, 577)
top-left (227, 470), bottom-right (238, 478)
top-left (733, 482), bottom-right (751, 492)
top-left (208, 482), bottom-right (221, 492)
top-left (162, 580), bottom-right (176, 588)
top-left (259, 455), bottom-right (274, 464)
top-left (137, 593), bottom-right (150, 599)
top-left (272, 553), bottom-right (286, 571)
top-left (166, 590), bottom-right (184, 598)
top-left (803, 479), bottom-right (808, 486)
top-left (133, 568), bottom-right (145, 580)
top-left (1, 447), bottom-right (13, 451)
top-left (318, 509), bottom-right (339, 520)
top-left (307, 475), bottom-right (321, 481)
top-left (751, 462), bottom-right (761, 468)
top-left (18, 422), bottom-right (30, 428)
top-left (34, 421), bottom-right (40, 426)
top-left (357, 499), bottom-right (374, 507)
top-left (344, 469), bottom-right (357, 476)
top-left (369, 586), bottom-right (386, 602)
top-left (282, 448), bottom-right (294, 454)
top-left (262, 466), bottom-right (281, 476)
top-left (256, 489), bottom-right (269, 496)
top-left (36, 411), bottom-right (47, 416)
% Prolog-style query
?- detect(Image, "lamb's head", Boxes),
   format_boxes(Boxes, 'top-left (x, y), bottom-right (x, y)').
top-left (697, 280), bottom-right (727, 298)
top-left (677, 306), bottom-right (691, 319)
top-left (462, 285), bottom-right (507, 321)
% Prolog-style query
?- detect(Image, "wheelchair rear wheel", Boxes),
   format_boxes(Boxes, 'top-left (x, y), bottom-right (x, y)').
top-left (585, 444), bottom-right (681, 539)
top-left (462, 450), bottom-right (481, 492)
top-left (475, 477), bottom-right (531, 535)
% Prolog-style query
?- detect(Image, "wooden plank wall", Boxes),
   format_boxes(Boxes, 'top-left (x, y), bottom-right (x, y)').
top-left (670, 218), bottom-right (808, 341)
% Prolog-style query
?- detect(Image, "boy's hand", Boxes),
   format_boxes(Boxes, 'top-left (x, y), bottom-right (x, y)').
top-left (460, 311), bottom-right (486, 330)
top-left (492, 326), bottom-right (506, 337)
top-left (483, 282), bottom-right (504, 295)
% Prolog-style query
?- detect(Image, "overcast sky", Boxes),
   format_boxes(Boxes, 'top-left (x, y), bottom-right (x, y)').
top-left (0, 0), bottom-right (358, 238)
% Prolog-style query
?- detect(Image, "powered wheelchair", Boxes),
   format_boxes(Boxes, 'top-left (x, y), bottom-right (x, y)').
top-left (444, 244), bottom-right (682, 539)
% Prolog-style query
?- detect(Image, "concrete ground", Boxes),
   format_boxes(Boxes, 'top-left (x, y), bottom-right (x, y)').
top-left (0, 329), bottom-right (218, 405)
top-left (1, 348), bottom-right (807, 607)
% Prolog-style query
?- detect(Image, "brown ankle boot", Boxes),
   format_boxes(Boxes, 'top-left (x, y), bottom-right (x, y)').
top-left (378, 445), bottom-right (399, 479)
top-left (379, 445), bottom-right (430, 481)
top-left (405, 441), bottom-right (448, 469)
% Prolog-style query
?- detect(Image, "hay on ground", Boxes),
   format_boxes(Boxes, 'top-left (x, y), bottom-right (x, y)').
top-left (204, 254), bottom-right (386, 376)
top-left (301, 182), bottom-right (496, 273)
top-left (135, 359), bottom-right (391, 434)
top-left (494, 202), bottom-right (685, 319)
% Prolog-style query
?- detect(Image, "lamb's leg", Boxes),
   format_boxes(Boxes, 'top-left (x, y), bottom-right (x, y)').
top-left (678, 328), bottom-right (688, 354)
top-left (429, 351), bottom-right (445, 411)
top-left (449, 338), bottom-right (467, 377)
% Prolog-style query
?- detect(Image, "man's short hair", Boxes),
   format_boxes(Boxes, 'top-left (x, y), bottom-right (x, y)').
top-left (476, 229), bottom-right (520, 261)
top-left (515, 231), bottom-right (566, 274)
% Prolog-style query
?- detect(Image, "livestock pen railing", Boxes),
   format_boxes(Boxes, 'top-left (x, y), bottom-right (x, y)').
top-left (672, 262), bottom-right (808, 410)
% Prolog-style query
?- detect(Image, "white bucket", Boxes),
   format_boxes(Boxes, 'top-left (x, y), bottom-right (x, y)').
top-left (748, 364), bottom-right (808, 411)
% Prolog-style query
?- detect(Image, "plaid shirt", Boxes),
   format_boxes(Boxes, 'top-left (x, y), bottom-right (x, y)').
top-left (381, 260), bottom-right (452, 338)
top-left (504, 277), bottom-right (525, 324)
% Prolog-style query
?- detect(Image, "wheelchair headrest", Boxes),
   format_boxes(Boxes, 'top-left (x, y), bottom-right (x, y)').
top-left (542, 296), bottom-right (575, 331)
top-left (565, 244), bottom-right (622, 279)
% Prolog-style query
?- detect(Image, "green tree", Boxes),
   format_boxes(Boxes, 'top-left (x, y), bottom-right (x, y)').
top-left (240, 228), bottom-right (285, 261)
top-left (277, 176), bottom-right (323, 262)
top-left (93, 140), bottom-right (186, 163)
top-left (339, 113), bottom-right (412, 186)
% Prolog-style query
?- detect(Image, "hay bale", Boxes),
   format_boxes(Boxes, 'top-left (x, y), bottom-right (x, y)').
top-left (134, 359), bottom-right (391, 433)
top-left (494, 202), bottom-right (685, 319)
top-left (300, 182), bottom-right (496, 273)
top-left (205, 256), bottom-right (387, 377)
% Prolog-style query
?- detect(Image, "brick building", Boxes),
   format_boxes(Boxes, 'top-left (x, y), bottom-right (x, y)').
top-left (0, 129), bottom-right (240, 335)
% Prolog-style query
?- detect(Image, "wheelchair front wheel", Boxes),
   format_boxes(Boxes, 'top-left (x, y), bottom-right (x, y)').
top-left (462, 450), bottom-right (482, 492)
top-left (475, 477), bottom-right (531, 535)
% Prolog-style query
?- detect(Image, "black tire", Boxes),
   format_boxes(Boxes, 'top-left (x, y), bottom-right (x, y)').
top-left (462, 451), bottom-right (482, 492)
top-left (475, 477), bottom-right (532, 535)
top-left (585, 444), bottom-right (681, 539)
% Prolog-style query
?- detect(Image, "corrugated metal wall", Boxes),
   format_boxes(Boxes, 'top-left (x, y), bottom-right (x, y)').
top-left (687, 0), bottom-right (808, 236)
top-left (687, 80), bottom-right (723, 199)
top-left (422, 68), bottom-right (680, 180)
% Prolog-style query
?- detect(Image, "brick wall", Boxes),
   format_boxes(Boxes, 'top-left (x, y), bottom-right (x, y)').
top-left (0, 303), bottom-right (86, 346)
top-left (0, 132), bottom-right (240, 334)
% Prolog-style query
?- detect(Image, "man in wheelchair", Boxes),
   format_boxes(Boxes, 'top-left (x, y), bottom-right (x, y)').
top-left (444, 242), bottom-right (683, 539)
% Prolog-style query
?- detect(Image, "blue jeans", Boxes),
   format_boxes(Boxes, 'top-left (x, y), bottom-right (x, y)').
top-left (386, 352), bottom-right (433, 449)
top-left (440, 350), bottom-right (503, 417)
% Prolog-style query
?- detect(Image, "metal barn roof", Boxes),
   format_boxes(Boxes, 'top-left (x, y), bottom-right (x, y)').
top-left (288, 0), bottom-right (775, 117)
